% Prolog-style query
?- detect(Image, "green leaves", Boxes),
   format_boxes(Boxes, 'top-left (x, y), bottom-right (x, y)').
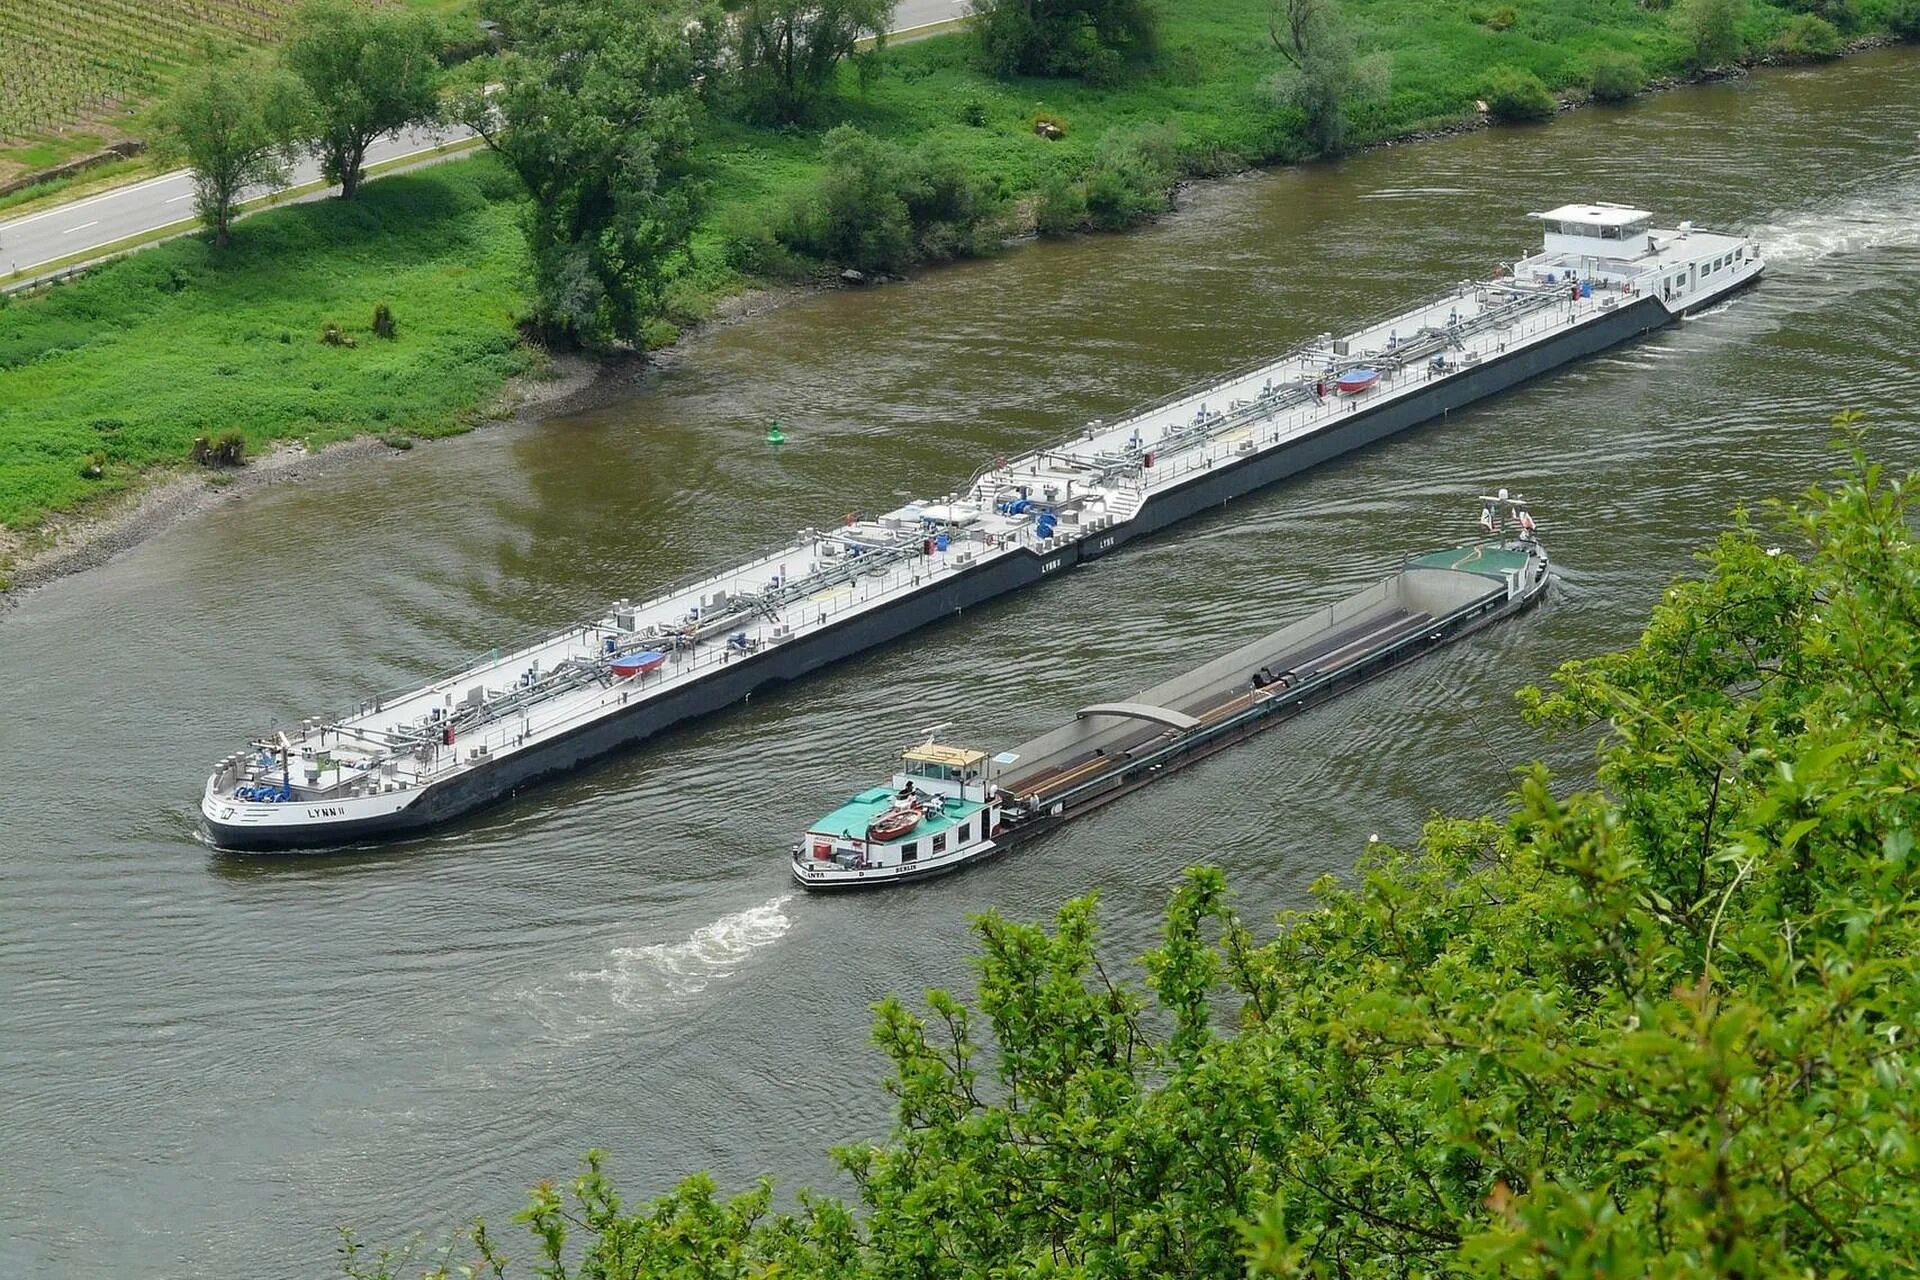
top-left (283, 0), bottom-right (444, 199)
top-left (154, 56), bottom-right (311, 246)
top-left (462, 0), bottom-right (704, 348)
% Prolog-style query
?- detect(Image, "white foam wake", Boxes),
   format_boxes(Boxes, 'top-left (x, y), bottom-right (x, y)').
top-left (583, 893), bottom-right (797, 1011)
top-left (1751, 179), bottom-right (1920, 265)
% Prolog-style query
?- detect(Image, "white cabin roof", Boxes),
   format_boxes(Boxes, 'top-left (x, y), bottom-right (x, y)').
top-left (1531, 203), bottom-right (1652, 227)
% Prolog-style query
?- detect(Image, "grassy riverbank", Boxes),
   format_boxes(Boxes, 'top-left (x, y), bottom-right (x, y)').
top-left (1, 0), bottom-right (1912, 563)
top-left (0, 160), bottom-right (532, 536)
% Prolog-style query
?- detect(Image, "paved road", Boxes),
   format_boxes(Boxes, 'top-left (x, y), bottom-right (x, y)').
top-left (0, 0), bottom-right (969, 280)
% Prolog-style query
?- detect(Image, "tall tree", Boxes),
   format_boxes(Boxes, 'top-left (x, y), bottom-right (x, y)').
top-left (1267, 0), bottom-right (1387, 155)
top-left (454, 0), bottom-right (702, 347)
top-left (725, 0), bottom-right (896, 122)
top-left (154, 59), bottom-right (308, 248)
top-left (967, 0), bottom-right (1158, 81)
top-left (283, 0), bottom-right (444, 200)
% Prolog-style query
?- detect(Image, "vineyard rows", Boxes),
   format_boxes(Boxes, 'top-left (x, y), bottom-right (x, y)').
top-left (0, 0), bottom-right (306, 141)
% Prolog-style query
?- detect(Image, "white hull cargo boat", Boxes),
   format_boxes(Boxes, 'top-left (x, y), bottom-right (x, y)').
top-left (792, 494), bottom-right (1549, 890)
top-left (203, 204), bottom-right (1758, 851)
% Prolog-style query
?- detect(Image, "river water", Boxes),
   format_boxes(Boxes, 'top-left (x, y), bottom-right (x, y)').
top-left (3, 49), bottom-right (1917, 1279)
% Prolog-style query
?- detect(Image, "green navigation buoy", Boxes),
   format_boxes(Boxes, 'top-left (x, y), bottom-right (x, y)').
top-left (766, 421), bottom-right (786, 445)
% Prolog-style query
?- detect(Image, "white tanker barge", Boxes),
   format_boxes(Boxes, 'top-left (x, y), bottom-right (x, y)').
top-left (203, 203), bottom-right (1761, 850)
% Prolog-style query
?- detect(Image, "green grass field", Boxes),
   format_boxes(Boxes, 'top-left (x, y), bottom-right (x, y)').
top-left (0, 0), bottom-right (1909, 550)
top-left (0, 158), bottom-right (531, 530)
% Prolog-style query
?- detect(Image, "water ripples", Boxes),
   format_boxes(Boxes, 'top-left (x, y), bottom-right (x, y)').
top-left (5, 48), bottom-right (1920, 1280)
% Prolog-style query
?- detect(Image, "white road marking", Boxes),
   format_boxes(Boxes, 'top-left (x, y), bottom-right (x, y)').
top-left (0, 171), bottom-right (191, 231)
top-left (165, 193), bottom-right (193, 203)
top-left (61, 220), bottom-right (101, 234)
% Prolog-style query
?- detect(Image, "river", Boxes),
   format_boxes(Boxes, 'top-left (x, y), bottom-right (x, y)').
top-left (2, 48), bottom-right (1916, 1279)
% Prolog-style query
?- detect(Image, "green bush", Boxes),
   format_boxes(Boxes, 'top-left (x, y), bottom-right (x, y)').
top-left (776, 126), bottom-right (1003, 273)
top-left (189, 431), bottom-right (248, 467)
top-left (1891, 0), bottom-right (1920, 37)
top-left (1586, 49), bottom-right (1647, 101)
top-left (1772, 11), bottom-right (1844, 56)
top-left (1482, 65), bottom-right (1557, 121)
top-left (1081, 132), bottom-right (1176, 231)
top-left (959, 97), bottom-right (989, 127)
top-left (1785, 0), bottom-right (1858, 30)
top-left (718, 209), bottom-right (804, 278)
top-left (1033, 169), bottom-right (1089, 236)
top-left (1473, 4), bottom-right (1520, 30)
top-left (1675, 0), bottom-right (1746, 67)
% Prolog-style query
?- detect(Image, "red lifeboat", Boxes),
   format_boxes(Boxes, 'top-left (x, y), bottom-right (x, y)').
top-left (866, 806), bottom-right (922, 843)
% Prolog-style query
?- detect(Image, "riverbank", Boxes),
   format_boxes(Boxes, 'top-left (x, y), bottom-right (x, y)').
top-left (2, 8), bottom-right (1912, 599)
top-left (0, 351), bottom-right (607, 605)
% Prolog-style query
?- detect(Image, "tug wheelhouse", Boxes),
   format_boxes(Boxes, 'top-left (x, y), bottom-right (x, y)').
top-left (792, 743), bottom-right (1005, 888)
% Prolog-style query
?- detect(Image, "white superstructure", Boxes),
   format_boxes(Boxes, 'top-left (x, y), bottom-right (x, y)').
top-left (202, 203), bottom-right (1761, 849)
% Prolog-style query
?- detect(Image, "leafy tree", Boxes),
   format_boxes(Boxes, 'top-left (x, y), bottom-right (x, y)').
top-left (725, 0), bottom-right (896, 122)
top-left (1675, 0), bottom-right (1746, 68)
top-left (1266, 0), bottom-right (1388, 155)
top-left (454, 0), bottom-right (702, 347)
top-left (283, 0), bottom-right (444, 200)
top-left (154, 58), bottom-right (309, 248)
top-left (348, 426), bottom-right (1920, 1276)
top-left (967, 0), bottom-right (1158, 81)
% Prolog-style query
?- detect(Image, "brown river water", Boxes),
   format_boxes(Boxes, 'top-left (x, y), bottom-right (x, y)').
top-left (2, 49), bottom-right (1917, 1279)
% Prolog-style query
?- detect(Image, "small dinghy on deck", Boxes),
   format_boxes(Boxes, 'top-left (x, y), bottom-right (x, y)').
top-left (866, 805), bottom-right (923, 842)
top-left (610, 650), bottom-right (667, 678)
top-left (1335, 367), bottom-right (1381, 395)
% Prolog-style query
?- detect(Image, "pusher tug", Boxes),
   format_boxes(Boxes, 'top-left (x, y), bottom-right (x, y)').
top-left (204, 204), bottom-right (1756, 851)
top-left (793, 493), bottom-right (1550, 889)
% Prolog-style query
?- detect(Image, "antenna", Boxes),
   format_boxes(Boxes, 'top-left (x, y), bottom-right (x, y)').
top-left (1476, 489), bottom-right (1539, 538)
top-left (915, 722), bottom-right (953, 747)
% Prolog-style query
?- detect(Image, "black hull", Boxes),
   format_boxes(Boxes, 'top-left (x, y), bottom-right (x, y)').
top-left (212, 284), bottom-right (1726, 853)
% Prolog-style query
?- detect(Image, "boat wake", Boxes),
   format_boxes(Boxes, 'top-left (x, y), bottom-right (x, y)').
top-left (1357, 186), bottom-right (1474, 200)
top-left (1752, 180), bottom-right (1920, 264)
top-left (584, 893), bottom-right (797, 1011)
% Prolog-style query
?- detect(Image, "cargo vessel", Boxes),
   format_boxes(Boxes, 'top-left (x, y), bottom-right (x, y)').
top-left (202, 204), bottom-right (1757, 850)
top-left (792, 494), bottom-right (1549, 888)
